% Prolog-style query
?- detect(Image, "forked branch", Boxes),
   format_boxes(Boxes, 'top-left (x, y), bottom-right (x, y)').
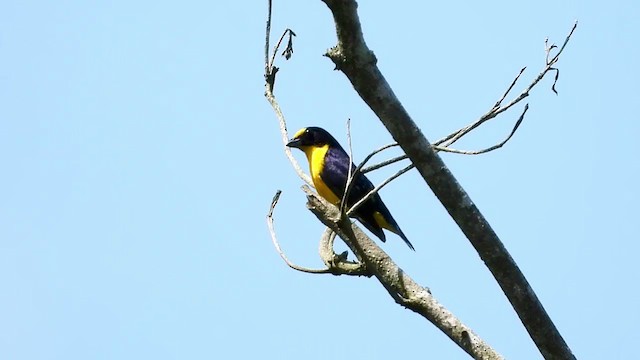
top-left (359, 22), bottom-right (576, 174)
top-left (438, 21), bottom-right (578, 149)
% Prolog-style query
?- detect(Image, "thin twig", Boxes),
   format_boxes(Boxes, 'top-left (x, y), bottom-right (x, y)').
top-left (343, 142), bottom-right (413, 217)
top-left (433, 104), bottom-right (529, 155)
top-left (345, 142), bottom-right (399, 203)
top-left (269, 29), bottom-right (294, 71)
top-left (342, 103), bottom-right (525, 224)
top-left (437, 67), bottom-right (526, 148)
top-left (265, 91), bottom-right (313, 186)
top-left (267, 190), bottom-right (367, 276)
top-left (340, 118), bottom-right (353, 214)
top-left (548, 21), bottom-right (577, 66)
top-left (313, 24), bottom-right (577, 180)
top-left (267, 190), bottom-right (332, 274)
top-left (264, 0), bottom-right (272, 76)
top-left (362, 153), bottom-right (406, 173)
top-left (544, 38), bottom-right (557, 66)
top-left (437, 21), bottom-right (578, 149)
top-left (494, 67), bottom-right (527, 110)
top-left (347, 163), bottom-right (414, 217)
top-left (359, 143), bottom-right (400, 166)
top-left (362, 106), bottom-right (525, 172)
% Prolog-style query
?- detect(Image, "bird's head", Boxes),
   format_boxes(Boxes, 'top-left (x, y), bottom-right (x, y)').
top-left (286, 127), bottom-right (339, 151)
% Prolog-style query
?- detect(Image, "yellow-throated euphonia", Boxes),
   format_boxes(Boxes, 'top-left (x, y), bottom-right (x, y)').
top-left (287, 127), bottom-right (414, 250)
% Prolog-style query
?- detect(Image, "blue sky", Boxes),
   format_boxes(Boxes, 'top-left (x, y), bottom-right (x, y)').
top-left (1, 0), bottom-right (638, 359)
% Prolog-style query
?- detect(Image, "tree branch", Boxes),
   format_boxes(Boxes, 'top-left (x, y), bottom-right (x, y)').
top-left (267, 190), bottom-right (368, 275)
top-left (340, 118), bottom-right (354, 214)
top-left (347, 163), bottom-right (413, 217)
top-left (264, 0), bottom-right (312, 186)
top-left (305, 187), bottom-right (504, 359)
top-left (433, 104), bottom-right (529, 156)
top-left (344, 142), bottom-right (399, 209)
top-left (438, 21), bottom-right (577, 149)
top-left (321, 1), bottom-right (576, 359)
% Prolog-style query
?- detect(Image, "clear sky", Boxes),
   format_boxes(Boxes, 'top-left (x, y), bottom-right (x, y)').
top-left (1, 0), bottom-right (638, 359)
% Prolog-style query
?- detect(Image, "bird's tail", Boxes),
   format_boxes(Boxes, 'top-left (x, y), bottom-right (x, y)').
top-left (373, 211), bottom-right (415, 251)
top-left (393, 227), bottom-right (415, 251)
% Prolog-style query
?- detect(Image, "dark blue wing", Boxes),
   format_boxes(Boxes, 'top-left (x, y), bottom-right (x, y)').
top-left (320, 146), bottom-right (415, 250)
top-left (319, 146), bottom-right (375, 206)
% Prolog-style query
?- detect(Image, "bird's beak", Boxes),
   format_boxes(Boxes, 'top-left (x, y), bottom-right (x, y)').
top-left (286, 138), bottom-right (301, 148)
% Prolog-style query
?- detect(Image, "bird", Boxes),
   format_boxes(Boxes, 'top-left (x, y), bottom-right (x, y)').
top-left (286, 126), bottom-right (414, 250)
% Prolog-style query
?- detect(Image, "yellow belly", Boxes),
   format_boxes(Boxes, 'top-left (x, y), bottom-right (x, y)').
top-left (302, 144), bottom-right (341, 205)
top-left (312, 171), bottom-right (341, 205)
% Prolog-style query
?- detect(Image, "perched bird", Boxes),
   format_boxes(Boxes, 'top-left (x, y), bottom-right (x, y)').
top-left (286, 127), bottom-right (414, 250)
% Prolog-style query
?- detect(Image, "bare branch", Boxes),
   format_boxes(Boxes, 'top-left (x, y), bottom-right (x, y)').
top-left (362, 153), bottom-right (407, 173)
top-left (437, 21), bottom-right (578, 149)
top-left (305, 187), bottom-right (504, 360)
top-left (436, 67), bottom-right (527, 149)
top-left (321, 1), bottom-right (576, 358)
top-left (360, 103), bottom-right (525, 174)
top-left (544, 38), bottom-right (556, 65)
top-left (357, 69), bottom-right (527, 172)
top-left (264, 90), bottom-right (313, 186)
top-left (359, 66), bottom-right (525, 170)
top-left (363, 104), bottom-right (525, 171)
top-left (358, 143), bottom-right (399, 168)
top-left (353, 143), bottom-right (399, 174)
top-left (265, 0), bottom-right (296, 90)
top-left (264, 0), bottom-right (272, 76)
top-left (269, 29), bottom-right (295, 72)
top-left (340, 118), bottom-right (354, 214)
top-left (267, 190), bottom-right (332, 274)
top-left (434, 104), bottom-right (529, 156)
top-left (318, 228), bottom-right (369, 276)
top-left (267, 190), bottom-right (368, 275)
top-left (263, 2), bottom-right (311, 186)
top-left (356, 23), bottom-right (577, 175)
top-left (343, 142), bottom-right (400, 212)
top-left (340, 136), bottom-right (413, 223)
top-left (342, 110), bottom-right (524, 221)
top-left (494, 67), bottom-right (527, 110)
top-left (347, 163), bottom-right (414, 217)
top-left (547, 21), bottom-right (577, 66)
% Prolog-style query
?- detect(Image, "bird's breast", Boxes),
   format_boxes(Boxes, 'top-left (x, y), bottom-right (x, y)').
top-left (304, 144), bottom-right (341, 205)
